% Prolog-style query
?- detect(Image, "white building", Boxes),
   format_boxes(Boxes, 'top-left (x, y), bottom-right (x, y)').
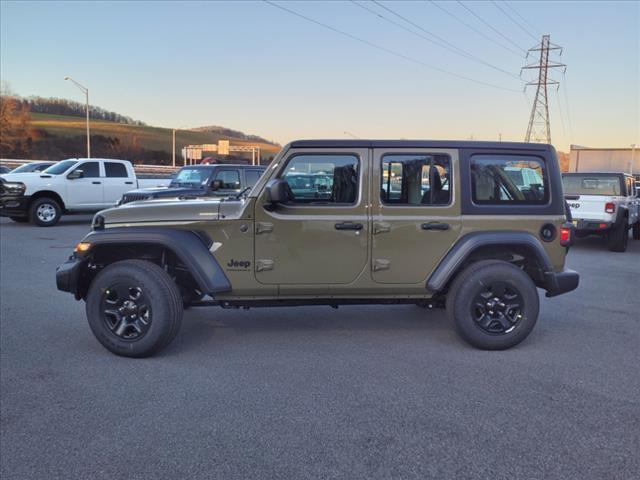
top-left (569, 145), bottom-right (639, 179)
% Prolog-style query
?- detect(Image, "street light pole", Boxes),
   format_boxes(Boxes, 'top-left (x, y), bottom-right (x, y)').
top-left (64, 76), bottom-right (90, 158)
top-left (172, 129), bottom-right (176, 167)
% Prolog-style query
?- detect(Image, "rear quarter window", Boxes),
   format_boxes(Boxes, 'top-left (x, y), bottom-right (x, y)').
top-left (471, 155), bottom-right (549, 205)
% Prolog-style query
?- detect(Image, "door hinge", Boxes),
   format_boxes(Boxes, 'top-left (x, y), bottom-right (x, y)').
top-left (256, 222), bottom-right (274, 234)
top-left (256, 259), bottom-right (274, 272)
top-left (373, 259), bottom-right (391, 272)
top-left (373, 222), bottom-right (391, 235)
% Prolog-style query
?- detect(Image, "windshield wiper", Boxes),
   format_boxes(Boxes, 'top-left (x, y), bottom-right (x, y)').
top-left (234, 187), bottom-right (252, 199)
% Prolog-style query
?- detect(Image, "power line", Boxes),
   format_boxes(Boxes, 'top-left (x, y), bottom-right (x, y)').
top-left (353, 0), bottom-right (523, 81)
top-left (560, 71), bottom-right (575, 143)
top-left (491, 1), bottom-right (539, 42)
top-left (426, 0), bottom-right (524, 58)
top-left (456, 1), bottom-right (527, 54)
top-left (503, 2), bottom-right (541, 38)
top-left (555, 87), bottom-right (568, 144)
top-left (263, 0), bottom-right (522, 92)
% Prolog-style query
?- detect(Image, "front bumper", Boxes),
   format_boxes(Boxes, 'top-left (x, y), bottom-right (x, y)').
top-left (0, 195), bottom-right (31, 218)
top-left (543, 268), bottom-right (580, 298)
top-left (56, 256), bottom-right (85, 299)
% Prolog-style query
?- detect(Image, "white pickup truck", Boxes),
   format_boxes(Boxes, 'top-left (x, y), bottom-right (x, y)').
top-left (0, 158), bottom-right (169, 226)
top-left (562, 172), bottom-right (640, 252)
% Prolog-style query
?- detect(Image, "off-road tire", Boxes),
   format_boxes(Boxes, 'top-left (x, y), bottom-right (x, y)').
top-left (446, 260), bottom-right (540, 350)
top-left (9, 216), bottom-right (29, 223)
top-left (29, 197), bottom-right (61, 227)
top-left (86, 260), bottom-right (183, 357)
top-left (607, 221), bottom-right (628, 252)
top-left (633, 221), bottom-right (640, 240)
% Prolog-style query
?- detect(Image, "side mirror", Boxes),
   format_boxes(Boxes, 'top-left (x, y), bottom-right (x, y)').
top-left (209, 179), bottom-right (224, 191)
top-left (67, 169), bottom-right (84, 180)
top-left (265, 178), bottom-right (293, 204)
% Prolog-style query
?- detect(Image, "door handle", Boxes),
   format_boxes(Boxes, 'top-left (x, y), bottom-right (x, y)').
top-left (124, 181), bottom-right (133, 185)
top-left (335, 222), bottom-right (363, 231)
top-left (92, 181), bottom-right (102, 185)
top-left (421, 222), bottom-right (449, 231)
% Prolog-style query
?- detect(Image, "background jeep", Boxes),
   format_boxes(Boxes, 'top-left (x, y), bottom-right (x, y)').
top-left (57, 140), bottom-right (579, 357)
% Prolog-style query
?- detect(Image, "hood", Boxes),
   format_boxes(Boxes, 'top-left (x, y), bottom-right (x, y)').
top-left (96, 197), bottom-right (248, 226)
top-left (125, 186), bottom-right (203, 196)
top-left (1, 172), bottom-right (50, 183)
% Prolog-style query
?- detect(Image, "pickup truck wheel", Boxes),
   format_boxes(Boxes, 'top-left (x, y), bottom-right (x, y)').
top-left (29, 197), bottom-right (61, 227)
top-left (9, 216), bottom-right (29, 223)
top-left (633, 221), bottom-right (640, 240)
top-left (86, 260), bottom-right (183, 357)
top-left (607, 221), bottom-right (628, 252)
top-left (446, 260), bottom-right (539, 350)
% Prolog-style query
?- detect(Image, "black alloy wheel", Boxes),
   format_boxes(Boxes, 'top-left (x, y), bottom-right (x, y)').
top-left (101, 284), bottom-right (152, 340)
top-left (471, 281), bottom-right (524, 335)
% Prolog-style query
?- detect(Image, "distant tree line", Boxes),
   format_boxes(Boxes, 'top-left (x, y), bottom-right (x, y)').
top-left (193, 125), bottom-right (278, 146)
top-left (21, 96), bottom-right (146, 125)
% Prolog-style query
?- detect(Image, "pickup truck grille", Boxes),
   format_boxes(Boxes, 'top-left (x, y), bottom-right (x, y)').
top-left (120, 193), bottom-right (151, 204)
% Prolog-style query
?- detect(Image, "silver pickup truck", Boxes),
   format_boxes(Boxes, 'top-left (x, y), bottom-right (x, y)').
top-left (563, 172), bottom-right (640, 252)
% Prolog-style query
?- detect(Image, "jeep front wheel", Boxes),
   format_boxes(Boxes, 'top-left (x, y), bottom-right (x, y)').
top-left (86, 260), bottom-right (183, 357)
top-left (446, 260), bottom-right (539, 350)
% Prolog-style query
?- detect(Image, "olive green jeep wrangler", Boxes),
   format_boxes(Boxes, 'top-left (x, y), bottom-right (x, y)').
top-left (57, 140), bottom-right (579, 357)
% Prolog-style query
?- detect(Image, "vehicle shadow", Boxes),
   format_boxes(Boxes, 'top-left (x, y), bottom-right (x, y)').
top-left (168, 304), bottom-right (454, 353)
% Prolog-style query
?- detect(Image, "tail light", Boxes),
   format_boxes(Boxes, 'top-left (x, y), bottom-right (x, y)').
top-left (559, 223), bottom-right (572, 247)
top-left (605, 202), bottom-right (615, 214)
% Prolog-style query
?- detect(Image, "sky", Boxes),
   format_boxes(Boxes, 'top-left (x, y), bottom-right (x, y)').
top-left (1, 0), bottom-right (638, 151)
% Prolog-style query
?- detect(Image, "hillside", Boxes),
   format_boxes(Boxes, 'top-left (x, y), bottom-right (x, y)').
top-left (28, 113), bottom-right (280, 163)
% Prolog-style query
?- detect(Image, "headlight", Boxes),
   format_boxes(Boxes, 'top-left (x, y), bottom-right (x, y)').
top-left (0, 181), bottom-right (26, 196)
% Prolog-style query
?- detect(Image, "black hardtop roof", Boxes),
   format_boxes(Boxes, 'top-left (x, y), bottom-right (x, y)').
top-left (562, 172), bottom-right (630, 177)
top-left (289, 139), bottom-right (551, 151)
top-left (178, 164), bottom-right (266, 169)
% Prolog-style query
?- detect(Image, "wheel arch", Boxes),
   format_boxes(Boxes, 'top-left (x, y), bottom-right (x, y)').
top-left (427, 231), bottom-right (554, 293)
top-left (30, 190), bottom-right (66, 210)
top-left (74, 228), bottom-right (231, 300)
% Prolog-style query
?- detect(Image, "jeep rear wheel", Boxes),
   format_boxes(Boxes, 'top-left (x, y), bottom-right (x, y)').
top-left (86, 260), bottom-right (183, 357)
top-left (446, 260), bottom-right (539, 350)
top-left (29, 197), bottom-right (61, 227)
top-left (607, 222), bottom-right (628, 252)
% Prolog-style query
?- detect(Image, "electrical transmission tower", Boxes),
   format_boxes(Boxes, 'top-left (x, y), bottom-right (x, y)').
top-left (522, 35), bottom-right (566, 144)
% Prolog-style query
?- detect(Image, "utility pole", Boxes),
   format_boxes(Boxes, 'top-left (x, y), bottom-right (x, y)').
top-left (172, 129), bottom-right (176, 167)
top-left (64, 76), bottom-right (90, 158)
top-left (522, 35), bottom-right (565, 144)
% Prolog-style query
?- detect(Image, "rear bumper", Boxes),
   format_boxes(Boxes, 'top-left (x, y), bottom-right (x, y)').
top-left (56, 256), bottom-right (85, 299)
top-left (543, 268), bottom-right (580, 297)
top-left (0, 195), bottom-right (31, 218)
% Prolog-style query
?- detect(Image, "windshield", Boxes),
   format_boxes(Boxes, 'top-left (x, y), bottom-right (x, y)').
top-left (170, 167), bottom-right (210, 187)
top-left (43, 160), bottom-right (78, 175)
top-left (11, 163), bottom-right (52, 173)
top-left (563, 174), bottom-right (623, 196)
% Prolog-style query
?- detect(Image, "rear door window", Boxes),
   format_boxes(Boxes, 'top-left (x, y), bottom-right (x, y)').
top-left (471, 155), bottom-right (548, 204)
top-left (380, 154), bottom-right (451, 206)
top-left (104, 162), bottom-right (128, 178)
top-left (245, 169), bottom-right (263, 187)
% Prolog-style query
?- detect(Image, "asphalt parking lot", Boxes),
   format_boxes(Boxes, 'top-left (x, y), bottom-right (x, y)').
top-left (1, 215), bottom-right (638, 480)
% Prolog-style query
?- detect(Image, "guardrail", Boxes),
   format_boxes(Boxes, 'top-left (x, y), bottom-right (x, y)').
top-left (0, 159), bottom-right (178, 175)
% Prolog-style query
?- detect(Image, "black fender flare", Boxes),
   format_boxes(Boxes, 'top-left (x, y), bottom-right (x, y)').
top-left (427, 231), bottom-right (554, 292)
top-left (81, 227), bottom-right (231, 294)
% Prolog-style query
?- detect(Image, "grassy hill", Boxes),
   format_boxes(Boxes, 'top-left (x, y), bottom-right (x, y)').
top-left (30, 113), bottom-right (281, 162)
